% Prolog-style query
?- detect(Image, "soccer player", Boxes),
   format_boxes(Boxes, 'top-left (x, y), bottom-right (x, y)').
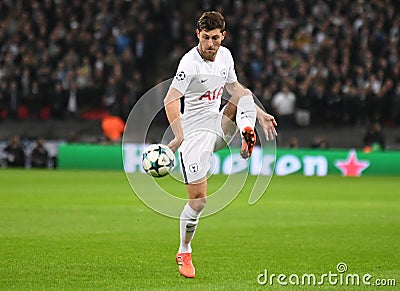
top-left (164, 11), bottom-right (278, 278)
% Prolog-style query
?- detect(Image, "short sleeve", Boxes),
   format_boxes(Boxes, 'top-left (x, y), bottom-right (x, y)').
top-left (226, 50), bottom-right (237, 84)
top-left (170, 57), bottom-right (193, 95)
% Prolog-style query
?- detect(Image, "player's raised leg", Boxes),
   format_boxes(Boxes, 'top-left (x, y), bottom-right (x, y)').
top-left (176, 179), bottom-right (207, 278)
top-left (236, 94), bottom-right (257, 159)
top-left (222, 86), bottom-right (257, 159)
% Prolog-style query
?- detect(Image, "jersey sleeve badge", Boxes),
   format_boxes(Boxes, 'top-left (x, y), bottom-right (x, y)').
top-left (220, 68), bottom-right (227, 81)
top-left (175, 71), bottom-right (186, 81)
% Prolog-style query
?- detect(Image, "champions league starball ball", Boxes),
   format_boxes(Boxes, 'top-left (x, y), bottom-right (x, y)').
top-left (142, 144), bottom-right (175, 177)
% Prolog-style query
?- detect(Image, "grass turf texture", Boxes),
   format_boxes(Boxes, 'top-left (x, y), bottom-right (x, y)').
top-left (0, 170), bottom-right (399, 290)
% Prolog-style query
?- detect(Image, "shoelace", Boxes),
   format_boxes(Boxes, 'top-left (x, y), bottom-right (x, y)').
top-left (178, 254), bottom-right (192, 265)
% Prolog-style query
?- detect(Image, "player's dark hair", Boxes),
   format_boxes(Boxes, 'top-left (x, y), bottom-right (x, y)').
top-left (197, 11), bottom-right (225, 32)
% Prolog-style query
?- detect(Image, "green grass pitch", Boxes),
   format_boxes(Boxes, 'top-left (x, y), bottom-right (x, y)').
top-left (0, 170), bottom-right (399, 290)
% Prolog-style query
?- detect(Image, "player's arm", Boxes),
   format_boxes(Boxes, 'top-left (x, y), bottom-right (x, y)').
top-left (255, 105), bottom-right (278, 141)
top-left (164, 87), bottom-right (184, 152)
top-left (226, 81), bottom-right (278, 140)
top-left (225, 80), bottom-right (252, 100)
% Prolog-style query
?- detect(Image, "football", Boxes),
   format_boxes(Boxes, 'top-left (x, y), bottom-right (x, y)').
top-left (142, 143), bottom-right (175, 177)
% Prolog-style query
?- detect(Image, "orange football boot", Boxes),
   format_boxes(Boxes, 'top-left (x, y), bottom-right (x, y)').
top-left (176, 253), bottom-right (195, 278)
top-left (240, 126), bottom-right (256, 159)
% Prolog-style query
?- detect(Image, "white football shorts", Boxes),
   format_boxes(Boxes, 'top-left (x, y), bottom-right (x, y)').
top-left (179, 112), bottom-right (232, 184)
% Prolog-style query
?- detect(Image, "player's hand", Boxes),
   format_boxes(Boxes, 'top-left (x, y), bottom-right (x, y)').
top-left (168, 136), bottom-right (183, 153)
top-left (258, 112), bottom-right (278, 141)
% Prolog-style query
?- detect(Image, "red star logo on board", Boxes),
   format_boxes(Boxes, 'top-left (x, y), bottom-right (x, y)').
top-left (334, 149), bottom-right (370, 177)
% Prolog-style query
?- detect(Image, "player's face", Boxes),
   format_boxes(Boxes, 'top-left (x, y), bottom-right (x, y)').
top-left (197, 28), bottom-right (226, 61)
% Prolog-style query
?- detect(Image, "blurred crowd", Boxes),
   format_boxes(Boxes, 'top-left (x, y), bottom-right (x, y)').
top-left (0, 0), bottom-right (399, 128)
top-left (1, 135), bottom-right (52, 168)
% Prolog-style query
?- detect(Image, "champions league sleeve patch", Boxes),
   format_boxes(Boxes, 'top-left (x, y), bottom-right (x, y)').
top-left (175, 71), bottom-right (186, 81)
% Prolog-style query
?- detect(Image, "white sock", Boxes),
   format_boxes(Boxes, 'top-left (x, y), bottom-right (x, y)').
top-left (178, 204), bottom-right (202, 254)
top-left (236, 95), bottom-right (256, 132)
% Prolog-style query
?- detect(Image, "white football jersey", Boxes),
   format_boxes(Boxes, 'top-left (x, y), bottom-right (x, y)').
top-left (170, 45), bottom-right (237, 134)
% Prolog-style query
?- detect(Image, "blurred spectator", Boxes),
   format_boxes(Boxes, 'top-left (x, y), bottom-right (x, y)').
top-left (311, 136), bottom-right (329, 149)
top-left (0, 80), bottom-right (8, 119)
top-left (325, 81), bottom-right (343, 125)
top-left (7, 80), bottom-right (20, 119)
top-left (3, 135), bottom-right (25, 167)
top-left (29, 81), bottom-right (41, 119)
top-left (76, 56), bottom-right (92, 89)
top-left (66, 82), bottom-right (80, 118)
top-left (309, 83), bottom-right (326, 125)
top-left (51, 82), bottom-right (68, 119)
top-left (103, 76), bottom-right (122, 115)
top-left (20, 68), bottom-right (32, 105)
top-left (363, 122), bottom-right (386, 152)
top-left (124, 71), bottom-right (143, 118)
top-left (260, 83), bottom-right (277, 112)
top-left (393, 83), bottom-right (400, 125)
top-left (272, 83), bottom-right (296, 128)
top-left (288, 137), bottom-right (299, 149)
top-left (30, 138), bottom-right (49, 168)
top-left (115, 27), bottom-right (132, 55)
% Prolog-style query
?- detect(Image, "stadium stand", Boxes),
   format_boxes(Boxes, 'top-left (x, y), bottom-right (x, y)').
top-left (0, 0), bottom-right (399, 148)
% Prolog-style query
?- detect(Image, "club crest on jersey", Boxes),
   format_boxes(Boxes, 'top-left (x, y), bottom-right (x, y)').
top-left (176, 71), bottom-right (186, 81)
top-left (221, 68), bottom-right (227, 80)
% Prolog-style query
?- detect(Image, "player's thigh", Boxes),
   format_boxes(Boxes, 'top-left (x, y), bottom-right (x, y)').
top-left (218, 106), bottom-right (237, 147)
top-left (222, 100), bottom-right (237, 125)
top-left (222, 103), bottom-right (238, 136)
top-left (179, 130), bottom-right (217, 185)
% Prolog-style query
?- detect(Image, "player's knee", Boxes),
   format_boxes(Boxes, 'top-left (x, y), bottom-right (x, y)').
top-left (189, 197), bottom-right (207, 212)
